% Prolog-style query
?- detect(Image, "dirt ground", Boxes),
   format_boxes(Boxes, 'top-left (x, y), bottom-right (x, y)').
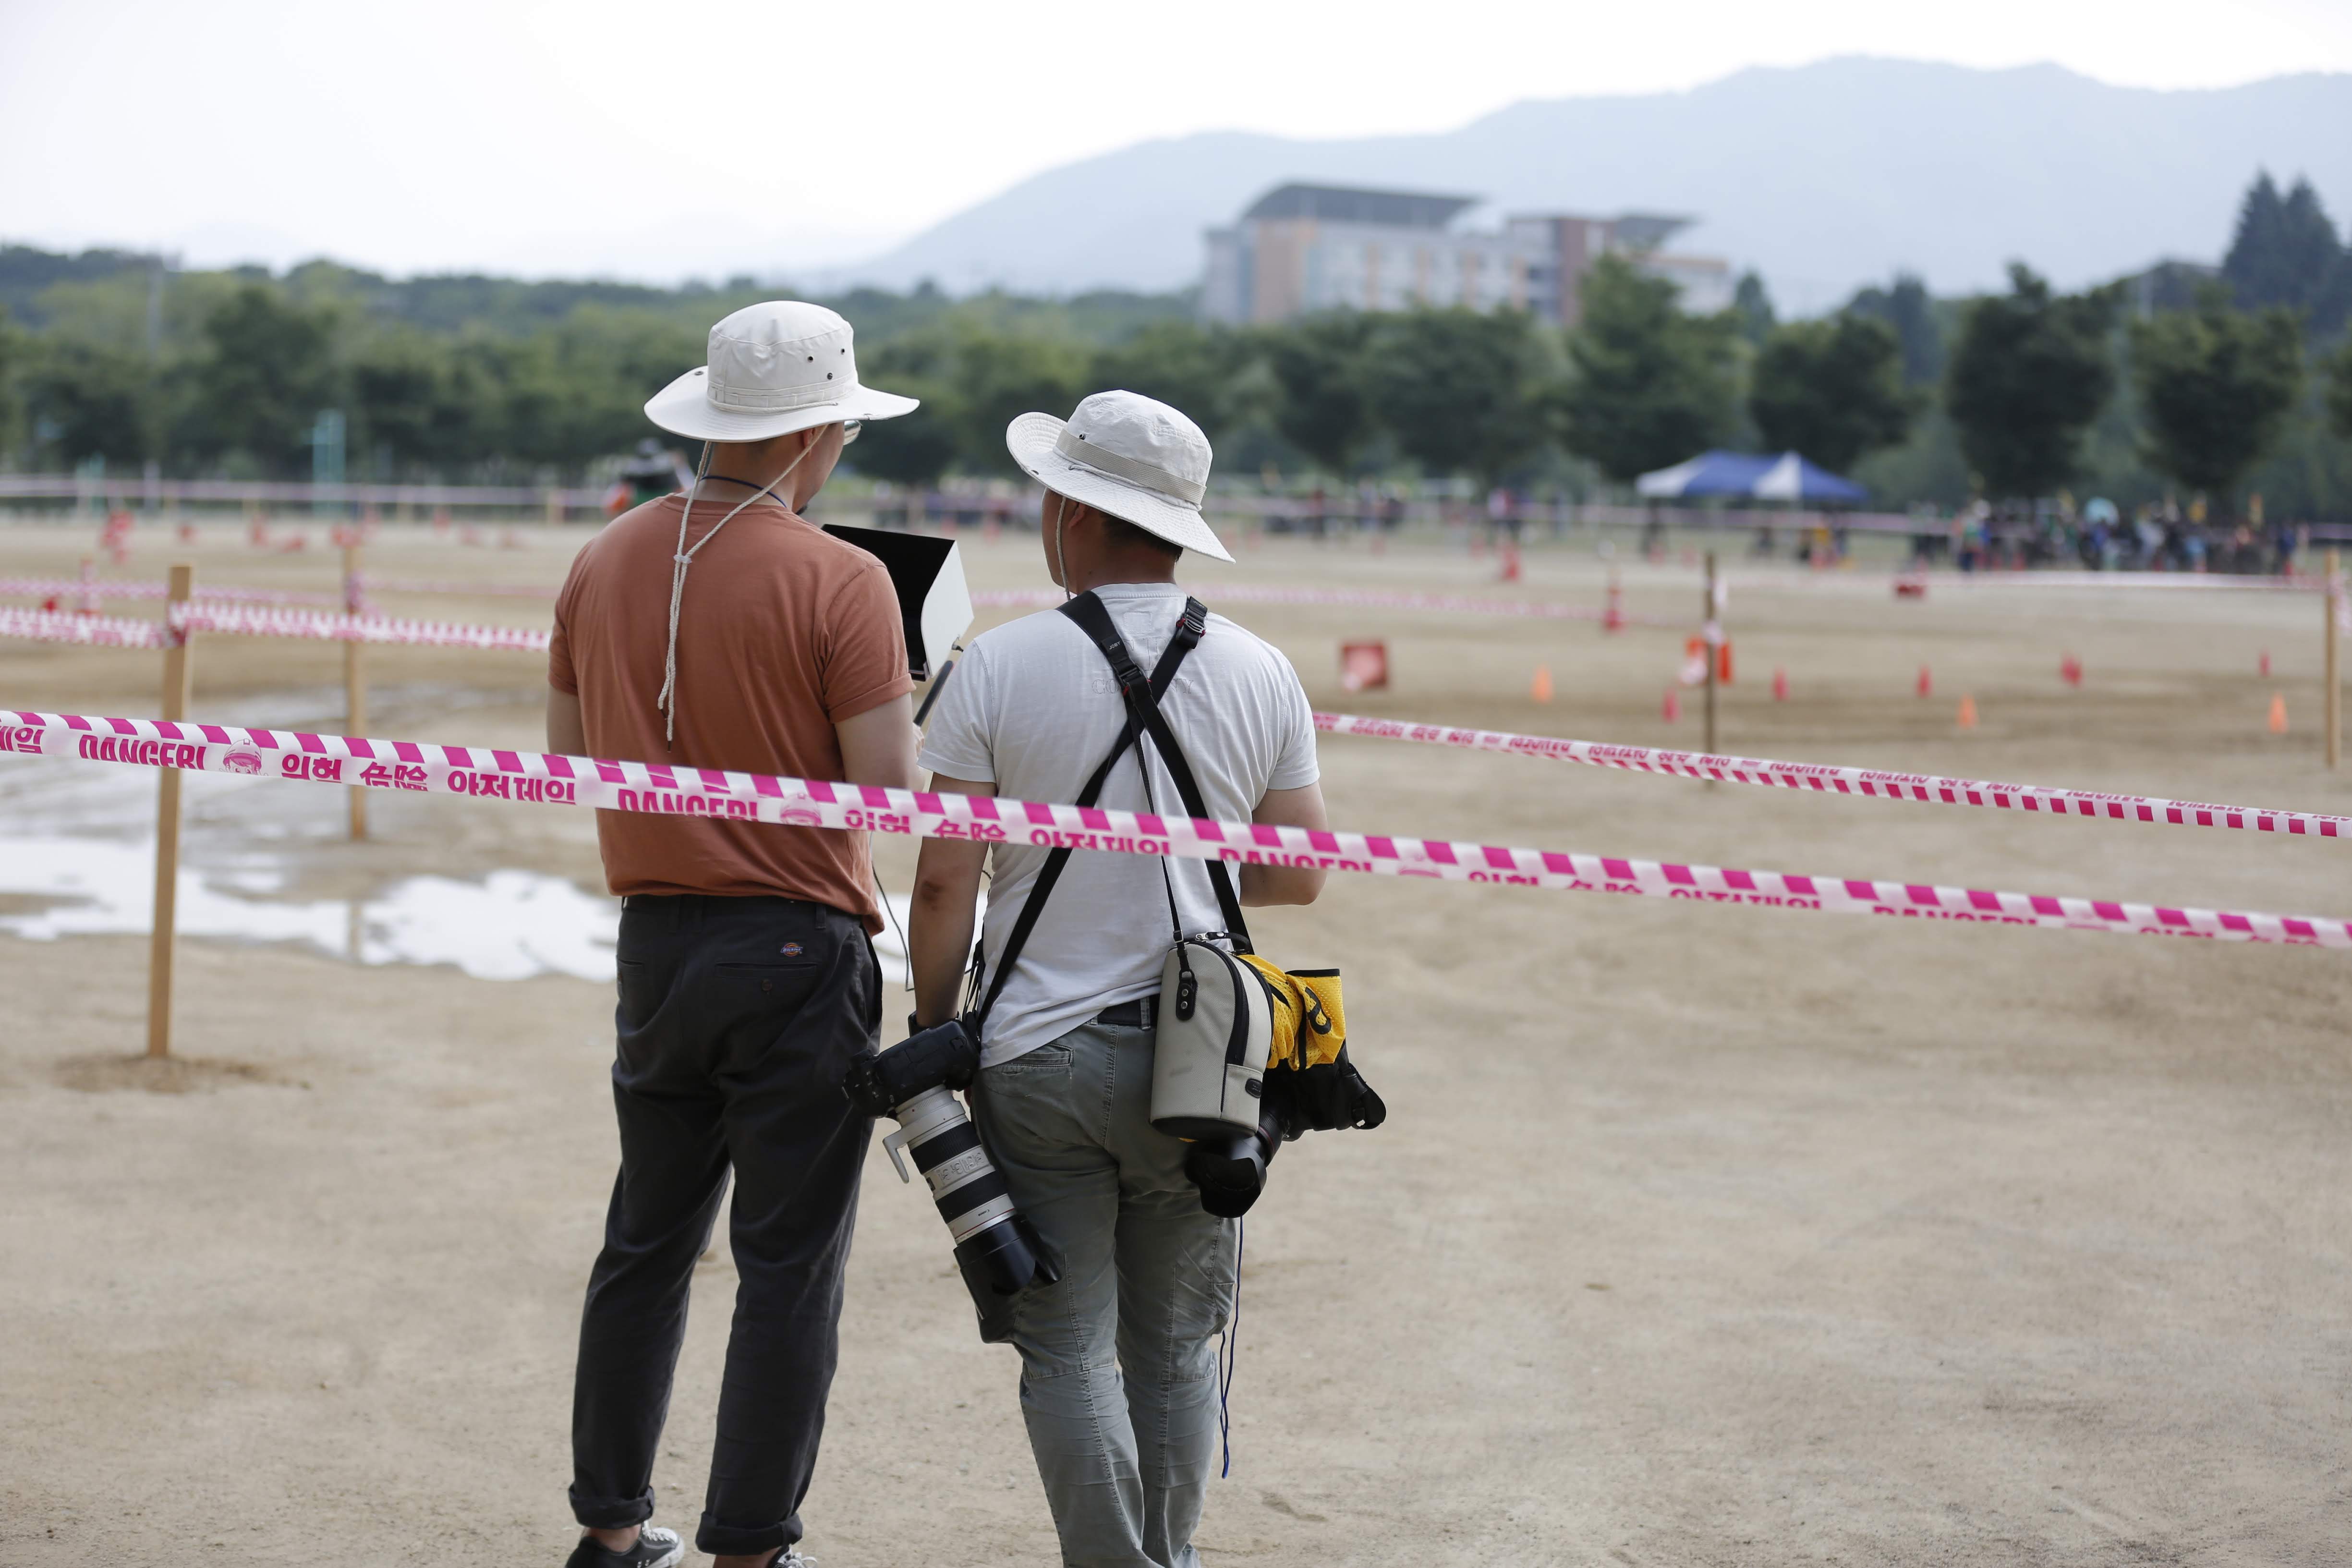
top-left (3, 517), bottom-right (2350, 1566)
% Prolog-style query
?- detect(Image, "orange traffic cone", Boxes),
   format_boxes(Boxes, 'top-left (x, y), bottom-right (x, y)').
top-left (1661, 689), bottom-right (1681, 722)
top-left (1957, 694), bottom-right (1978, 729)
top-left (2269, 693), bottom-right (2289, 734)
top-left (1530, 664), bottom-right (1553, 703)
top-left (1772, 667), bottom-right (1789, 702)
top-left (1916, 665), bottom-right (1932, 698)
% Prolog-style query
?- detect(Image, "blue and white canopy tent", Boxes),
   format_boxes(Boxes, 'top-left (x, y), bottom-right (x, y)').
top-left (1634, 450), bottom-right (1776, 499)
top-left (1635, 450), bottom-right (1867, 503)
top-left (1751, 452), bottom-right (1867, 503)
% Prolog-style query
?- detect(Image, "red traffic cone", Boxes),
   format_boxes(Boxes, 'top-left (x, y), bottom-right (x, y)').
top-left (1916, 665), bottom-right (1932, 698)
top-left (2260, 650), bottom-right (2272, 677)
top-left (2061, 654), bottom-right (2083, 687)
top-left (1661, 688), bottom-right (1681, 722)
top-left (1602, 575), bottom-right (1625, 633)
top-left (1772, 667), bottom-right (1788, 702)
top-left (1499, 542), bottom-right (1522, 583)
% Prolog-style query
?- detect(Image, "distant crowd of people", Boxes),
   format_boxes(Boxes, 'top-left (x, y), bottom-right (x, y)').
top-left (1912, 496), bottom-right (2309, 575)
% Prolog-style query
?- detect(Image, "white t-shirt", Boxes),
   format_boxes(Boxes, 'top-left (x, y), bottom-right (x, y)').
top-left (918, 582), bottom-right (1320, 1067)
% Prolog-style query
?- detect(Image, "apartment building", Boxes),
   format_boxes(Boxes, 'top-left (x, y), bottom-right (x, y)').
top-left (1202, 183), bottom-right (1735, 327)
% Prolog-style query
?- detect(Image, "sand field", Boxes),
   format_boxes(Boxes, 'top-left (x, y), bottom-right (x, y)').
top-left (2, 519), bottom-right (2348, 1566)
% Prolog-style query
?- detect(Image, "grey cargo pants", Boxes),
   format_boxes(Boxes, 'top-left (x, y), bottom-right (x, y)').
top-left (974, 1015), bottom-right (1238, 1568)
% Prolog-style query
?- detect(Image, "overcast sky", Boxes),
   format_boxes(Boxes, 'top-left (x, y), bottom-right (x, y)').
top-left (5, 0), bottom-right (2350, 284)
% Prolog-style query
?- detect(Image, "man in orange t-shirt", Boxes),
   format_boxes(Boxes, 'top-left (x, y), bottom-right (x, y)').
top-left (547, 302), bottom-right (920, 1568)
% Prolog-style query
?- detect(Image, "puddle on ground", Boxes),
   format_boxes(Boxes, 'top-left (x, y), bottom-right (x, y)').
top-left (0, 836), bottom-right (621, 981)
top-left (0, 836), bottom-right (915, 985)
top-left (0, 685), bottom-right (916, 984)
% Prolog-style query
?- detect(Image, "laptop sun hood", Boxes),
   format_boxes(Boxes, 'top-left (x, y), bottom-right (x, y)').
top-left (820, 522), bottom-right (974, 683)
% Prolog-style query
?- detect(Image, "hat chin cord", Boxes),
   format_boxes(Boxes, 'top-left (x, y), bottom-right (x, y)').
top-left (657, 438), bottom-right (815, 745)
top-left (1053, 494), bottom-right (1073, 603)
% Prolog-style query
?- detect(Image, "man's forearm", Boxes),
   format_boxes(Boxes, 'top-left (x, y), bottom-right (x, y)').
top-left (909, 875), bottom-right (978, 1025)
top-left (1239, 780), bottom-right (1330, 906)
top-left (910, 827), bottom-right (987, 1026)
top-left (1239, 862), bottom-right (1323, 906)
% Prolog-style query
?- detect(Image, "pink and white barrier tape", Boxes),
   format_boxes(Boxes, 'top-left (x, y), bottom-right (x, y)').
top-left (1926, 571), bottom-right (2318, 593)
top-left (1313, 712), bottom-right (2352, 842)
top-left (0, 600), bottom-right (549, 654)
top-left (172, 603), bottom-right (551, 653)
top-left (0, 608), bottom-right (170, 648)
top-left (972, 583), bottom-right (1679, 627)
top-left (5, 709), bottom-right (2347, 950)
top-left (0, 577), bottom-right (340, 606)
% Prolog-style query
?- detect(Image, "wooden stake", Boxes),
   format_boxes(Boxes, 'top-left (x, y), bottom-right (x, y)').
top-left (147, 563), bottom-right (194, 1058)
top-left (343, 543), bottom-right (367, 839)
top-left (1703, 550), bottom-right (1720, 757)
top-left (2328, 548), bottom-right (2341, 772)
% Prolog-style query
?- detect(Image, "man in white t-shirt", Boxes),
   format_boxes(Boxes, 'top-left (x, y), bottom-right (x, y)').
top-left (909, 391), bottom-right (1328, 1568)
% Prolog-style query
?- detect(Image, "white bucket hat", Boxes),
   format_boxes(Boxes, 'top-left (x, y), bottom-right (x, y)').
top-left (645, 300), bottom-right (918, 442)
top-left (1006, 390), bottom-right (1231, 562)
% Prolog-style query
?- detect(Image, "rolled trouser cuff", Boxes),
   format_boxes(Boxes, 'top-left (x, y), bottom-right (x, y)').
top-left (569, 1482), bottom-right (654, 1530)
top-left (697, 1511), bottom-right (795, 1557)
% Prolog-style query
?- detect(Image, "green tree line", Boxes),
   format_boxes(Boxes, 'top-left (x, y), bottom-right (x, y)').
top-left (3, 167), bottom-right (2351, 518)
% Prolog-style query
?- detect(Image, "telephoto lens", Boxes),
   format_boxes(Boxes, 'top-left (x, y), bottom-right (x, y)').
top-left (1183, 1099), bottom-right (1288, 1218)
top-left (844, 1021), bottom-right (1060, 1298)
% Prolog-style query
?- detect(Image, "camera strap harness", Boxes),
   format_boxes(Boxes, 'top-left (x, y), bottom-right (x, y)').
top-left (968, 590), bottom-right (1243, 1030)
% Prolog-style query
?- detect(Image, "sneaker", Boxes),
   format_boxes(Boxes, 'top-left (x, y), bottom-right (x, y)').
top-left (563, 1524), bottom-right (684, 1568)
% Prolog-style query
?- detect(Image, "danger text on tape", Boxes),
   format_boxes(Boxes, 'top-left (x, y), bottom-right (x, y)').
top-left (7, 709), bottom-right (2350, 952)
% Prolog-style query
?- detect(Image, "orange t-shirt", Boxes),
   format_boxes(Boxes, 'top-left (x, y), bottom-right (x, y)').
top-left (548, 492), bottom-right (912, 929)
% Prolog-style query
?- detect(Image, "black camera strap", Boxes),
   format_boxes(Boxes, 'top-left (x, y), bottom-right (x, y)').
top-left (1058, 592), bottom-right (1252, 948)
top-left (969, 590), bottom-right (1232, 1030)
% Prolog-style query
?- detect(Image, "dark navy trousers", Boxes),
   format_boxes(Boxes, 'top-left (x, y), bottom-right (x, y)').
top-left (569, 893), bottom-right (879, 1558)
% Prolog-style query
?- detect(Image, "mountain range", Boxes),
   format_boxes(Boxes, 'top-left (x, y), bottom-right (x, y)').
top-left (824, 58), bottom-right (2352, 314)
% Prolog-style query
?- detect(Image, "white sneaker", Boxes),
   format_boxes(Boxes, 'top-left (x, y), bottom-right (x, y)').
top-left (563, 1523), bottom-right (684, 1568)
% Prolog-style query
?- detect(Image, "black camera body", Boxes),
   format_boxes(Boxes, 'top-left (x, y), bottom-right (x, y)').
top-left (1183, 1099), bottom-right (1287, 1219)
top-left (843, 1018), bottom-right (979, 1117)
top-left (844, 1021), bottom-right (1059, 1315)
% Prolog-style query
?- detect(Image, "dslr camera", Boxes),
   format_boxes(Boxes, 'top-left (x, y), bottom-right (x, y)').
top-left (843, 1020), bottom-right (1059, 1305)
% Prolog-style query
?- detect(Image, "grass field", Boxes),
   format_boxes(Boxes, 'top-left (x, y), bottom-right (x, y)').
top-left (4, 518), bottom-right (2348, 1566)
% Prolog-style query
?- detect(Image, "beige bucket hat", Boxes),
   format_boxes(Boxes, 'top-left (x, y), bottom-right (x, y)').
top-left (645, 300), bottom-right (917, 442)
top-left (1006, 390), bottom-right (1232, 562)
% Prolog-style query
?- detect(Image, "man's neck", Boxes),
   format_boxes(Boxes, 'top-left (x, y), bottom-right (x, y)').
top-left (702, 448), bottom-right (805, 510)
top-left (1067, 559), bottom-right (1179, 595)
